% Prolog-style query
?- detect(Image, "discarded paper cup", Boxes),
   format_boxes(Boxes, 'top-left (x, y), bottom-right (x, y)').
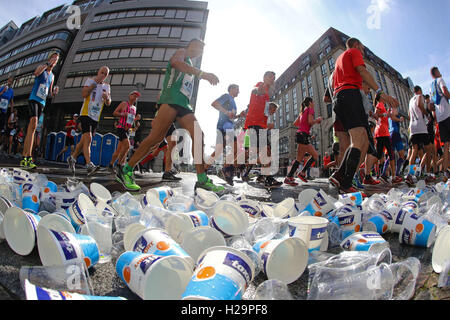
top-left (13, 169), bottom-right (30, 185)
top-left (0, 196), bottom-right (14, 240)
top-left (126, 228), bottom-right (194, 268)
top-left (38, 212), bottom-right (76, 234)
top-left (399, 213), bottom-right (436, 248)
top-left (182, 246), bottom-right (255, 300)
top-left (338, 192), bottom-right (364, 207)
top-left (288, 216), bottom-right (329, 251)
top-left (389, 207), bottom-right (410, 233)
top-left (432, 225), bottom-right (450, 273)
top-left (166, 211), bottom-right (209, 243)
top-left (37, 226), bottom-right (99, 269)
top-left (340, 232), bottom-right (389, 252)
top-left (253, 237), bottom-right (308, 284)
top-left (260, 204), bottom-right (275, 218)
top-left (211, 201), bottom-right (249, 237)
top-left (181, 227), bottom-right (227, 262)
top-left (66, 193), bottom-right (97, 229)
top-left (146, 187), bottom-right (174, 207)
top-left (363, 210), bottom-right (393, 234)
top-left (123, 223), bottom-right (146, 251)
top-left (53, 192), bottom-right (77, 211)
top-left (166, 195), bottom-right (196, 212)
top-left (238, 199), bottom-right (262, 218)
top-left (273, 198), bottom-right (297, 219)
top-left (302, 189), bottom-right (336, 217)
top-left (116, 251), bottom-right (192, 300)
top-left (89, 182), bottom-right (112, 204)
top-left (3, 207), bottom-right (41, 255)
top-left (21, 183), bottom-right (41, 214)
top-left (337, 207), bottom-right (363, 239)
top-left (298, 189), bottom-right (319, 208)
top-left (195, 189), bottom-right (219, 215)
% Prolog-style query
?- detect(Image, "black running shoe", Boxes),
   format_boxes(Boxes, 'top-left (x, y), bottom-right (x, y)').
top-left (265, 176), bottom-right (282, 189)
top-left (162, 171), bottom-right (182, 181)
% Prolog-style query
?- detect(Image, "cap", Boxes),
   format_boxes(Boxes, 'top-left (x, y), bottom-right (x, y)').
top-left (73, 114), bottom-right (79, 117)
top-left (129, 91), bottom-right (141, 97)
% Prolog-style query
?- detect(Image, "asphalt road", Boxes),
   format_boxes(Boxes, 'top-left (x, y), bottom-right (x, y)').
top-left (0, 159), bottom-right (449, 300)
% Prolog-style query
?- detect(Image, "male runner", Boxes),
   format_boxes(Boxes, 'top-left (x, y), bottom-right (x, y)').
top-left (116, 39), bottom-right (224, 193)
top-left (0, 77), bottom-right (14, 148)
top-left (67, 66), bottom-right (111, 176)
top-left (389, 105), bottom-right (407, 177)
top-left (57, 114), bottom-right (79, 161)
top-left (21, 52), bottom-right (60, 169)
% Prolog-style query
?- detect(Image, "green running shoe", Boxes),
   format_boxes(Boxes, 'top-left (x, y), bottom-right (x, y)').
top-left (20, 158), bottom-right (28, 168)
top-left (195, 178), bottom-right (225, 194)
top-left (116, 168), bottom-right (141, 192)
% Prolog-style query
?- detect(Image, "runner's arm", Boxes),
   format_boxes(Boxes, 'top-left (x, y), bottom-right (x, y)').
top-left (170, 49), bottom-right (219, 85)
top-left (417, 95), bottom-right (427, 116)
top-left (441, 84), bottom-right (450, 99)
top-left (81, 81), bottom-right (97, 99)
top-left (0, 86), bottom-right (6, 95)
top-left (390, 107), bottom-right (403, 122)
top-left (33, 64), bottom-right (48, 78)
top-left (112, 102), bottom-right (127, 118)
top-left (356, 66), bottom-right (399, 108)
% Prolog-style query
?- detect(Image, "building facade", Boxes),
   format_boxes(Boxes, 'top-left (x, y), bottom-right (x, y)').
top-left (271, 28), bottom-right (414, 174)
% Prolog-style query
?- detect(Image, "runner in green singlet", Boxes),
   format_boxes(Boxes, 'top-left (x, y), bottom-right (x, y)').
top-left (116, 39), bottom-right (224, 193)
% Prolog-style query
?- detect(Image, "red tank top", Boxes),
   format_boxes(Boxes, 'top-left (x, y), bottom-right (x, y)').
top-left (117, 102), bottom-right (136, 130)
top-left (244, 82), bottom-right (270, 129)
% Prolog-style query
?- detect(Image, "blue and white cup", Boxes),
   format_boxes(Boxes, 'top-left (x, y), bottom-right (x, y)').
top-left (403, 188), bottom-right (426, 203)
top-left (337, 207), bottom-right (363, 239)
top-left (338, 192), bottom-right (364, 207)
top-left (238, 199), bottom-right (262, 218)
top-left (166, 211), bottom-right (210, 243)
top-left (38, 212), bottom-right (77, 234)
top-left (326, 215), bottom-right (343, 247)
top-left (340, 231), bottom-right (389, 252)
top-left (181, 227), bottom-right (227, 263)
top-left (89, 183), bottom-right (112, 204)
top-left (402, 201), bottom-right (419, 214)
top-left (253, 237), bottom-right (308, 284)
top-left (147, 187), bottom-right (174, 207)
top-left (399, 213), bottom-right (436, 248)
top-left (3, 207), bottom-right (41, 256)
top-left (125, 227), bottom-right (194, 268)
top-left (53, 192), bottom-right (77, 211)
top-left (287, 216), bottom-right (329, 252)
top-left (66, 193), bottom-right (97, 230)
top-left (182, 246), bottom-right (255, 300)
top-left (0, 196), bottom-right (14, 240)
top-left (302, 190), bottom-right (336, 217)
top-left (210, 201), bottom-right (249, 237)
top-left (37, 226), bottom-right (99, 269)
top-left (24, 280), bottom-right (126, 300)
top-left (116, 251), bottom-right (192, 300)
top-left (363, 210), bottom-right (393, 234)
top-left (13, 169), bottom-right (30, 186)
top-left (21, 183), bottom-right (41, 214)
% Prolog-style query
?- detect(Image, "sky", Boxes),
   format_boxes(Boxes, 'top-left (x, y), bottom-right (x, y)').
top-left (2, 0), bottom-right (450, 153)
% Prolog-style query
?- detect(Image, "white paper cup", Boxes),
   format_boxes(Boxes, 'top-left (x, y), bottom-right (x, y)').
top-left (140, 190), bottom-right (164, 209)
top-left (340, 232), bottom-right (389, 252)
top-left (116, 251), bottom-right (192, 300)
top-left (182, 246), bottom-right (255, 300)
top-left (123, 223), bottom-right (146, 252)
top-left (337, 207), bottom-right (363, 239)
top-left (389, 208), bottom-right (410, 233)
top-left (195, 189), bottom-right (219, 216)
top-left (338, 192), bottom-right (364, 207)
top-left (288, 216), bottom-right (329, 251)
top-left (432, 226), bottom-right (450, 273)
top-left (260, 204), bottom-right (275, 218)
top-left (298, 189), bottom-right (319, 208)
top-left (21, 183), bottom-right (41, 214)
top-left (146, 187), bottom-right (174, 207)
top-left (4, 207), bottom-right (41, 255)
top-left (89, 183), bottom-right (112, 204)
top-left (53, 192), bottom-right (77, 211)
top-left (38, 213), bottom-right (76, 234)
top-left (181, 227), bottom-right (227, 263)
top-left (274, 198), bottom-right (297, 219)
top-left (363, 211), bottom-right (393, 234)
top-left (211, 201), bottom-right (249, 237)
top-left (66, 193), bottom-right (97, 229)
top-left (238, 199), bottom-right (262, 218)
top-left (126, 228), bottom-right (194, 268)
top-left (302, 189), bottom-right (336, 217)
top-left (0, 196), bottom-right (14, 240)
top-left (13, 169), bottom-right (30, 185)
top-left (399, 213), bottom-right (436, 248)
top-left (252, 237), bottom-right (308, 284)
top-left (166, 211), bottom-right (210, 243)
top-left (37, 226), bottom-right (99, 269)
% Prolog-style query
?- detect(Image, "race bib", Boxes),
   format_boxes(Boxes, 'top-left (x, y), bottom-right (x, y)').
top-left (180, 74), bottom-right (194, 100)
top-left (126, 113), bottom-right (135, 126)
top-left (70, 129), bottom-right (76, 137)
top-left (36, 83), bottom-right (49, 100)
top-left (88, 104), bottom-right (101, 121)
top-left (0, 99), bottom-right (8, 111)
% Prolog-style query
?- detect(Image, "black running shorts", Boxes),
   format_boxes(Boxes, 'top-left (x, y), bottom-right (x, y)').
top-left (334, 89), bottom-right (368, 131)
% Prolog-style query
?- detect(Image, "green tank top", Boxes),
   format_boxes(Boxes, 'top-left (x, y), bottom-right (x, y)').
top-left (158, 57), bottom-right (195, 111)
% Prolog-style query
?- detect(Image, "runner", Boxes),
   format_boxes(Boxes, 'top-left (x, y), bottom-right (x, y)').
top-left (108, 91), bottom-right (140, 173)
top-left (389, 104), bottom-right (407, 177)
top-left (329, 38), bottom-right (399, 194)
top-left (422, 94), bottom-right (438, 179)
top-left (56, 114), bottom-right (79, 161)
top-left (116, 39), bottom-right (224, 193)
top-left (242, 71), bottom-right (283, 189)
top-left (284, 97), bottom-right (322, 186)
top-left (21, 52), bottom-right (60, 169)
top-left (6, 109), bottom-right (18, 155)
top-left (406, 86), bottom-right (432, 185)
top-left (67, 66), bottom-right (111, 176)
top-left (0, 77), bottom-right (14, 149)
top-left (430, 67), bottom-right (450, 177)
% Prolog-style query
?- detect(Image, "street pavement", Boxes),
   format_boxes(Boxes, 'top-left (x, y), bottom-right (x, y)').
top-left (0, 158), bottom-right (449, 300)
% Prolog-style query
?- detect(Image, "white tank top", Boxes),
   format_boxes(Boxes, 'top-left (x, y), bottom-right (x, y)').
top-left (409, 95), bottom-right (427, 135)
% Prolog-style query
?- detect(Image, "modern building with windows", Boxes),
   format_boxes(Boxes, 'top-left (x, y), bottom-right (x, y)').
top-left (271, 27), bottom-right (413, 174)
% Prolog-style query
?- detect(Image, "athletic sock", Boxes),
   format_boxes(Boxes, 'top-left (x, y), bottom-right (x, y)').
top-left (401, 160), bottom-right (409, 175)
top-left (335, 148), bottom-right (352, 178)
top-left (301, 157), bottom-right (315, 173)
top-left (381, 159), bottom-right (390, 177)
top-left (287, 160), bottom-right (300, 178)
top-left (123, 163), bottom-right (133, 175)
top-left (197, 172), bottom-right (208, 184)
top-left (396, 158), bottom-right (404, 176)
top-left (343, 148), bottom-right (362, 188)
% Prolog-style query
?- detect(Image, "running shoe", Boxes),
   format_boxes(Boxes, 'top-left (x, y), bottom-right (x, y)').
top-left (20, 158), bottom-right (28, 168)
top-left (265, 176), bottom-right (283, 189)
top-left (108, 164), bottom-right (116, 175)
top-left (329, 172), bottom-right (343, 189)
top-left (162, 171), bottom-right (182, 181)
top-left (116, 168), bottom-right (141, 192)
top-left (392, 176), bottom-right (403, 184)
top-left (195, 178), bottom-right (225, 194)
top-left (284, 177), bottom-right (299, 186)
top-left (242, 171), bottom-right (250, 183)
top-left (297, 172), bottom-right (308, 183)
top-left (256, 175), bottom-right (266, 184)
top-left (21, 157), bottom-right (37, 170)
top-left (67, 156), bottom-right (76, 174)
top-left (363, 176), bottom-right (381, 186)
top-left (379, 175), bottom-right (390, 184)
top-left (86, 163), bottom-right (99, 177)
top-left (338, 186), bottom-right (359, 195)
top-left (353, 175), bottom-right (364, 189)
top-left (424, 175), bottom-right (436, 184)
top-left (405, 174), bottom-right (415, 187)
top-left (223, 167), bottom-right (235, 186)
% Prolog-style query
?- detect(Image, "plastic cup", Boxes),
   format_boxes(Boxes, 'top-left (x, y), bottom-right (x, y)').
top-left (66, 193), bottom-right (97, 230)
top-left (21, 183), bottom-right (41, 214)
top-left (53, 192), bottom-right (77, 211)
top-left (302, 189), bottom-right (336, 217)
top-left (115, 215), bottom-right (141, 233)
top-left (165, 195), bottom-right (196, 213)
top-left (210, 201), bottom-right (249, 237)
top-left (125, 227), bottom-right (194, 269)
top-left (326, 215), bottom-right (343, 247)
top-left (117, 251), bottom-right (192, 300)
top-left (340, 232), bottom-right (389, 252)
top-left (287, 216), bottom-right (329, 251)
top-left (38, 212), bottom-right (76, 234)
top-left (338, 192), bottom-right (364, 207)
top-left (244, 218), bottom-right (277, 244)
top-left (402, 201), bottom-right (419, 214)
top-left (389, 207), bottom-right (410, 233)
top-left (20, 262), bottom-right (93, 295)
top-left (37, 226), bottom-right (100, 269)
top-left (85, 214), bottom-right (113, 264)
top-left (363, 210), bottom-right (393, 234)
top-left (337, 207), bottom-right (363, 239)
top-left (0, 196), bottom-right (14, 240)
top-left (166, 211), bottom-right (209, 243)
top-left (89, 182), bottom-right (112, 204)
top-left (194, 189), bottom-right (220, 216)
top-left (432, 225), bottom-right (450, 273)
top-left (3, 207), bottom-right (41, 255)
top-left (273, 198), bottom-right (297, 218)
top-left (399, 213), bottom-right (436, 248)
top-left (182, 246), bottom-right (255, 300)
top-left (146, 187), bottom-right (174, 207)
top-left (254, 279), bottom-right (293, 300)
top-left (13, 168), bottom-right (30, 185)
top-left (24, 280), bottom-right (126, 300)
top-left (238, 199), bottom-right (262, 218)
top-left (298, 189), bottom-right (319, 208)
top-left (181, 227), bottom-right (227, 263)
top-left (390, 257), bottom-right (421, 300)
top-left (253, 237), bottom-right (308, 284)
top-left (438, 260), bottom-right (450, 288)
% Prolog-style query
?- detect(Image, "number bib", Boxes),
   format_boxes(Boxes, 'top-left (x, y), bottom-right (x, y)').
top-left (36, 84), bottom-right (49, 100)
top-left (0, 99), bottom-right (8, 111)
top-left (70, 129), bottom-right (76, 137)
top-left (126, 106), bottom-right (136, 126)
top-left (88, 104), bottom-right (101, 121)
top-left (180, 74), bottom-right (194, 100)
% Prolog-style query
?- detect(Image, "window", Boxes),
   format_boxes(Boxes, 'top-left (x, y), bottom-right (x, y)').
top-left (64, 77), bottom-right (74, 88)
top-left (109, 12), bottom-right (118, 20)
top-left (307, 75), bottom-right (312, 87)
top-left (83, 33), bottom-right (92, 41)
top-left (73, 53), bottom-right (82, 63)
top-left (108, 29), bottom-right (118, 37)
top-left (164, 48), bottom-right (177, 61)
top-left (81, 52), bottom-right (91, 62)
top-left (155, 9), bottom-right (166, 16)
top-left (100, 14), bottom-right (109, 21)
top-left (309, 86), bottom-right (314, 97)
top-left (99, 50), bottom-right (110, 60)
top-left (134, 74), bottom-right (147, 86)
top-left (145, 10), bottom-right (155, 17)
top-left (186, 10), bottom-right (204, 22)
top-left (126, 11), bottom-right (136, 18)
top-left (138, 27), bottom-right (149, 35)
top-left (152, 48), bottom-right (165, 61)
top-left (301, 70), bottom-right (305, 76)
top-left (92, 15), bottom-right (101, 22)
top-left (111, 74), bottom-right (123, 85)
top-left (122, 74), bottom-right (134, 85)
top-left (323, 76), bottom-right (328, 89)
top-left (148, 27), bottom-right (159, 35)
top-left (117, 28), bottom-right (128, 36)
top-left (109, 49), bottom-right (120, 59)
top-left (165, 10), bottom-right (176, 19)
top-left (181, 28), bottom-right (201, 41)
top-left (321, 64), bottom-right (327, 75)
top-left (90, 51), bottom-right (100, 60)
top-left (141, 48), bottom-right (153, 58)
top-left (119, 48), bottom-right (131, 58)
top-left (159, 27), bottom-right (171, 37)
top-left (170, 27), bottom-right (182, 38)
top-left (127, 28), bottom-right (138, 36)
top-left (72, 77), bottom-right (83, 87)
top-left (325, 46), bottom-right (331, 54)
top-left (130, 48), bottom-right (142, 58)
top-left (135, 10), bottom-right (146, 17)
top-left (176, 10), bottom-right (187, 19)
top-left (320, 37), bottom-right (331, 49)
top-left (302, 80), bottom-right (307, 92)
top-left (99, 30), bottom-right (109, 38)
top-left (318, 52), bottom-right (324, 60)
top-left (328, 57), bottom-right (335, 70)
top-left (146, 74), bottom-right (160, 89)
top-left (90, 32), bottom-right (100, 40)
